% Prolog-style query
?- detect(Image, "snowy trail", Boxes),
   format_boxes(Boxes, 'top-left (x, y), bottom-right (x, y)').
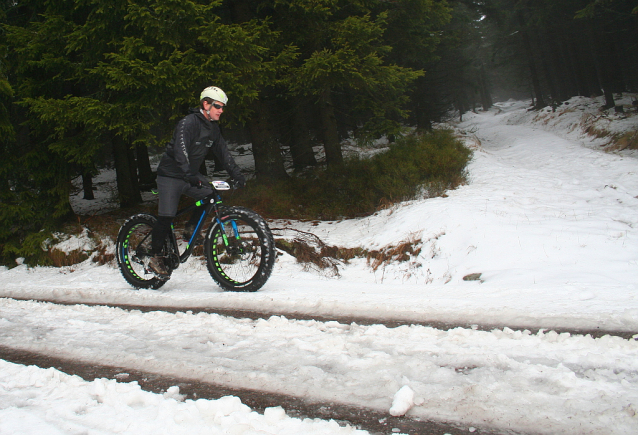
top-left (2, 97), bottom-right (638, 435)
top-left (0, 346), bottom-right (481, 435)
top-left (1, 297), bottom-right (638, 435)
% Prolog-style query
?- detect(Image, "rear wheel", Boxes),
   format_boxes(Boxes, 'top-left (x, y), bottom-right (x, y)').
top-left (204, 207), bottom-right (275, 292)
top-left (116, 214), bottom-right (169, 290)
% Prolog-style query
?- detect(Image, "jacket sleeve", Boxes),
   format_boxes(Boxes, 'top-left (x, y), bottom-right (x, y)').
top-left (211, 135), bottom-right (246, 184)
top-left (172, 115), bottom-right (197, 178)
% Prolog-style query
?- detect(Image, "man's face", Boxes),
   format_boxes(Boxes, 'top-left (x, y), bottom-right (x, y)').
top-left (206, 100), bottom-right (225, 121)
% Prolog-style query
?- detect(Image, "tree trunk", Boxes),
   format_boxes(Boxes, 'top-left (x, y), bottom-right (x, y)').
top-left (478, 64), bottom-right (492, 111)
top-left (135, 144), bottom-right (155, 189)
top-left (288, 98), bottom-right (317, 170)
top-left (607, 30), bottom-right (625, 94)
top-left (542, 56), bottom-right (558, 102)
top-left (565, 22), bottom-right (594, 97)
top-left (587, 19), bottom-right (615, 109)
top-left (227, 0), bottom-right (288, 180)
top-left (81, 172), bottom-right (94, 200)
top-left (517, 10), bottom-right (545, 108)
top-left (248, 99), bottom-right (289, 181)
top-left (413, 78), bottom-right (433, 131)
top-left (318, 88), bottom-right (343, 167)
top-left (549, 30), bottom-right (574, 100)
top-left (112, 135), bottom-right (142, 208)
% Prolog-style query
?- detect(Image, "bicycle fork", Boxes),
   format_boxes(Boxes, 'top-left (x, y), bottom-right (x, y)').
top-left (215, 215), bottom-right (243, 256)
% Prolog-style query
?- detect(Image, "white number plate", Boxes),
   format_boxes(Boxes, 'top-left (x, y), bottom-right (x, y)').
top-left (212, 180), bottom-right (231, 190)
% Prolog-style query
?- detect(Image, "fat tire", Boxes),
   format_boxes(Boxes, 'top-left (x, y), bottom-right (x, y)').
top-left (116, 214), bottom-right (169, 290)
top-left (204, 207), bottom-right (275, 292)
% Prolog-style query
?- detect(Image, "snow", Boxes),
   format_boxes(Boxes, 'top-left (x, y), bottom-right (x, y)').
top-left (1, 95), bottom-right (638, 434)
top-left (389, 385), bottom-right (416, 417)
top-left (0, 359), bottom-right (363, 435)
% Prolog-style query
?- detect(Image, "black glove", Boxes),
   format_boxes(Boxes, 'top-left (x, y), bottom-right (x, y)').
top-left (232, 178), bottom-right (246, 190)
top-left (186, 175), bottom-right (203, 188)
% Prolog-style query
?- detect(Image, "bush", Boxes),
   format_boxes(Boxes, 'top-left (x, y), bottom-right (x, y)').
top-left (237, 129), bottom-right (471, 220)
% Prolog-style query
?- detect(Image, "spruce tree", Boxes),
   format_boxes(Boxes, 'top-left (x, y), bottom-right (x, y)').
top-left (278, 1), bottom-right (423, 166)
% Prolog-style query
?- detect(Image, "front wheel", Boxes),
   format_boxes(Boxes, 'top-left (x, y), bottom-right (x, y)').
top-left (204, 207), bottom-right (275, 292)
top-left (116, 214), bottom-right (170, 290)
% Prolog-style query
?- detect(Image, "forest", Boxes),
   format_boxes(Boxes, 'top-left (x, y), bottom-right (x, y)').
top-left (1, 0), bottom-right (637, 264)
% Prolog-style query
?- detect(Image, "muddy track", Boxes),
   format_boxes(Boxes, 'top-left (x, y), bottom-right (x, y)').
top-left (7, 296), bottom-right (638, 339)
top-left (2, 296), bottom-right (633, 435)
top-left (0, 345), bottom-right (513, 435)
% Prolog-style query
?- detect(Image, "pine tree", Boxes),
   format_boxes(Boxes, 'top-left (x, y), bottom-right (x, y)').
top-left (278, 1), bottom-right (423, 166)
top-left (1, 0), bottom-right (82, 263)
top-left (0, 0), bottom-right (284, 262)
top-left (223, 0), bottom-right (296, 181)
top-left (380, 0), bottom-right (453, 128)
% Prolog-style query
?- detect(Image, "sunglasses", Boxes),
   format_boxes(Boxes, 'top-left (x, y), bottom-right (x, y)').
top-left (211, 102), bottom-right (225, 110)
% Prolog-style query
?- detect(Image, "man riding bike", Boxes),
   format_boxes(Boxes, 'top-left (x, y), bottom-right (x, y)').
top-left (148, 86), bottom-right (246, 277)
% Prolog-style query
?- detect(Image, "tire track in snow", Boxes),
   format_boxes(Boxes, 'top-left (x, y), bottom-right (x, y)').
top-left (2, 296), bottom-right (636, 435)
top-left (6, 295), bottom-right (637, 339)
top-left (0, 345), bottom-right (511, 435)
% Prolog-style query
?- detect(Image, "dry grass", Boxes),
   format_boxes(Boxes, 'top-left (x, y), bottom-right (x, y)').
top-left (274, 229), bottom-right (355, 277)
top-left (273, 229), bottom-right (422, 277)
top-left (47, 248), bottom-right (90, 267)
top-left (366, 234), bottom-right (422, 272)
top-left (609, 130), bottom-right (638, 151)
top-left (92, 244), bottom-right (115, 265)
top-left (579, 110), bottom-right (638, 151)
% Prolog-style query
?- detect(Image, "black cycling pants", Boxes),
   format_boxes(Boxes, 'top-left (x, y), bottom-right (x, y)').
top-left (151, 175), bottom-right (213, 254)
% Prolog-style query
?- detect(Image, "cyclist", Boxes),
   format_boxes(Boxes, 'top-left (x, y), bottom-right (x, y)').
top-left (148, 86), bottom-right (246, 277)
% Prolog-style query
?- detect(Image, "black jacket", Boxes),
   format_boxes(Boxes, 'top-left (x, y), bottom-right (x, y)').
top-left (156, 110), bottom-right (245, 184)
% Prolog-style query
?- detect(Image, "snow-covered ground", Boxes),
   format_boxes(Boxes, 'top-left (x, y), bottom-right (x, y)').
top-left (1, 96), bottom-right (638, 434)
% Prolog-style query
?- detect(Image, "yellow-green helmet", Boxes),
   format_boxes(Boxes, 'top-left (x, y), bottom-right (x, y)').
top-left (200, 86), bottom-right (228, 105)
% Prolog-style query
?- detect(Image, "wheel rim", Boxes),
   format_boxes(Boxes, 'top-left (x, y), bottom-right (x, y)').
top-left (210, 218), bottom-right (264, 286)
top-left (121, 222), bottom-right (156, 281)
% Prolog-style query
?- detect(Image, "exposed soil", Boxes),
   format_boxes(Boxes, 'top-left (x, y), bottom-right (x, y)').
top-left (0, 345), bottom-right (512, 435)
